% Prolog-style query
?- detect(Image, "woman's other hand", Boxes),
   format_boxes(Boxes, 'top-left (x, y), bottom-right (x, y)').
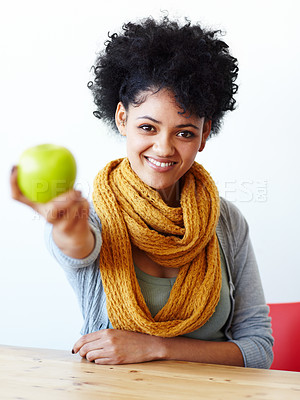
top-left (72, 329), bottom-right (165, 365)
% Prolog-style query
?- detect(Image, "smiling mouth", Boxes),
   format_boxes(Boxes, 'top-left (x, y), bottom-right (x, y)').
top-left (146, 157), bottom-right (176, 168)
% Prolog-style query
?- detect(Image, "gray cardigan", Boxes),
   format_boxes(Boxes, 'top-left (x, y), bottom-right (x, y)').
top-left (45, 197), bottom-right (274, 369)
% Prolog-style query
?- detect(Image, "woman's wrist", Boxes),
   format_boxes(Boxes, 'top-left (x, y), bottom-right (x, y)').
top-left (52, 226), bottom-right (95, 259)
top-left (152, 335), bottom-right (169, 360)
top-left (154, 336), bottom-right (244, 366)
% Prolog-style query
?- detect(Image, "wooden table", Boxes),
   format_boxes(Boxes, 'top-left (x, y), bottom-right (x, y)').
top-left (0, 345), bottom-right (299, 399)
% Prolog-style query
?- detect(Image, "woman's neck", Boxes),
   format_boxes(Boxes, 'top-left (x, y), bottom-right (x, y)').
top-left (157, 181), bottom-right (181, 207)
top-left (132, 245), bottom-right (180, 278)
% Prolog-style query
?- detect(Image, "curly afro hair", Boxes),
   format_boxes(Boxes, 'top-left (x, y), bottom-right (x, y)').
top-left (88, 16), bottom-right (239, 135)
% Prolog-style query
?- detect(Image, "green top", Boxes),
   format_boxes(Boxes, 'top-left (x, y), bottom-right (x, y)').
top-left (133, 244), bottom-right (231, 341)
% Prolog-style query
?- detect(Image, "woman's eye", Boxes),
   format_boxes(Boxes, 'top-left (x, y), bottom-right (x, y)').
top-left (139, 124), bottom-right (155, 132)
top-left (177, 131), bottom-right (194, 138)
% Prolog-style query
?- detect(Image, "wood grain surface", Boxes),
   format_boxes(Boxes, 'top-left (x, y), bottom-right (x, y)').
top-left (0, 345), bottom-right (299, 399)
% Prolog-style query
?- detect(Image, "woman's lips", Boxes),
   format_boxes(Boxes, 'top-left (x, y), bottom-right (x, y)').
top-left (145, 156), bottom-right (176, 170)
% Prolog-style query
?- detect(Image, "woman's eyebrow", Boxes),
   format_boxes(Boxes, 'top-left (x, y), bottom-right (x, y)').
top-left (176, 123), bottom-right (200, 130)
top-left (137, 116), bottom-right (200, 130)
top-left (137, 116), bottom-right (161, 123)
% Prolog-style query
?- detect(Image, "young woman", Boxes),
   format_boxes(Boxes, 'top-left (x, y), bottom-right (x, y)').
top-left (11, 16), bottom-right (273, 368)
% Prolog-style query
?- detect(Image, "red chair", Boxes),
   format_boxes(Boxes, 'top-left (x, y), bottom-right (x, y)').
top-left (268, 302), bottom-right (300, 372)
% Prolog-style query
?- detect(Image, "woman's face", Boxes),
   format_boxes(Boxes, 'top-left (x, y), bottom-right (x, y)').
top-left (116, 89), bottom-right (211, 206)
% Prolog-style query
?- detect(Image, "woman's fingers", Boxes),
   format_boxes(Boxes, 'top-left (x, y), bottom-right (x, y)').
top-left (72, 331), bottom-right (104, 355)
top-left (40, 190), bottom-right (83, 224)
top-left (10, 166), bottom-right (36, 208)
top-left (73, 332), bottom-right (116, 363)
top-left (86, 350), bottom-right (111, 364)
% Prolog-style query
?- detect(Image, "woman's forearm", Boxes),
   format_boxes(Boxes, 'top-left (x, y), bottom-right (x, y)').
top-left (157, 336), bottom-right (244, 367)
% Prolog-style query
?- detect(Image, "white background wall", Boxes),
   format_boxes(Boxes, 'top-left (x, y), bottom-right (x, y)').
top-left (1, 0), bottom-right (299, 350)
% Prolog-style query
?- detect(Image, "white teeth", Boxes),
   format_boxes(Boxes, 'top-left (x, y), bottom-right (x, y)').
top-left (147, 157), bottom-right (174, 167)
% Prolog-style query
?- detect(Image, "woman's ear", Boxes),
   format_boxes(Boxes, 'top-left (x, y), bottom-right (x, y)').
top-left (115, 102), bottom-right (127, 136)
top-left (198, 119), bottom-right (212, 152)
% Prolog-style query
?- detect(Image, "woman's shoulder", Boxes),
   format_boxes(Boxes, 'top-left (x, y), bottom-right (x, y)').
top-left (219, 197), bottom-right (249, 233)
top-left (219, 196), bottom-right (246, 220)
top-left (217, 197), bottom-right (250, 255)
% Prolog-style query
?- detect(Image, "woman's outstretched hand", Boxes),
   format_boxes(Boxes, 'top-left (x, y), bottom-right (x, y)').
top-left (72, 329), bottom-right (165, 365)
top-left (10, 166), bottom-right (95, 259)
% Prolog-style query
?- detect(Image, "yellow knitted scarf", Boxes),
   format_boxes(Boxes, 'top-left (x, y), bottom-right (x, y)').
top-left (93, 158), bottom-right (221, 337)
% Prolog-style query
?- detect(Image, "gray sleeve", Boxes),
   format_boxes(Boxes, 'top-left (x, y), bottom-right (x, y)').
top-left (44, 204), bottom-right (108, 334)
top-left (222, 200), bottom-right (274, 369)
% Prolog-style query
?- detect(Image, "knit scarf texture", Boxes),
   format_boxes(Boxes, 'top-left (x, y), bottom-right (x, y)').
top-left (93, 157), bottom-right (221, 337)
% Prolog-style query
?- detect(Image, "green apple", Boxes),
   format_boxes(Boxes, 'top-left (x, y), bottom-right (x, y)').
top-left (17, 144), bottom-right (77, 203)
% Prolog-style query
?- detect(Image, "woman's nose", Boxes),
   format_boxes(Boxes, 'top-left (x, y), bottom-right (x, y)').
top-left (153, 134), bottom-right (175, 157)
